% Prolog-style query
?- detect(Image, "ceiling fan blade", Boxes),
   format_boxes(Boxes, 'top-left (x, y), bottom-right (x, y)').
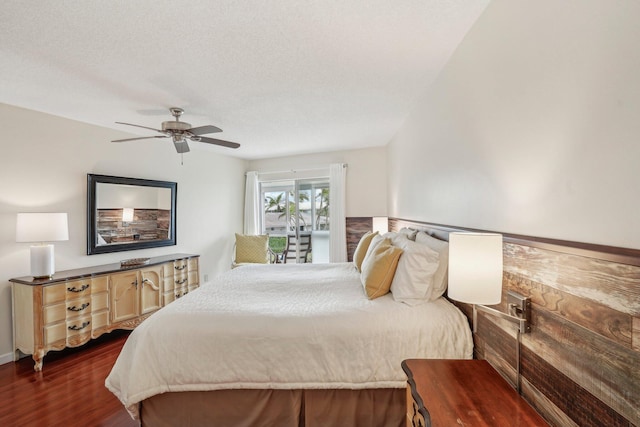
top-left (188, 125), bottom-right (222, 135)
top-left (112, 135), bottom-right (168, 143)
top-left (115, 122), bottom-right (165, 133)
top-left (173, 140), bottom-right (190, 153)
top-left (197, 136), bottom-right (241, 149)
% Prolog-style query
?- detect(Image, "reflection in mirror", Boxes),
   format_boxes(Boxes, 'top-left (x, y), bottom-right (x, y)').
top-left (87, 175), bottom-right (177, 255)
top-left (95, 183), bottom-right (172, 246)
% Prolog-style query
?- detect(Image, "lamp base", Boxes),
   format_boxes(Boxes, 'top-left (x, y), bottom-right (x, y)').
top-left (30, 244), bottom-right (55, 279)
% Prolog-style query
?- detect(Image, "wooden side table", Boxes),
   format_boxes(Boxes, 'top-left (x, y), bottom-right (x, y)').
top-left (402, 359), bottom-right (547, 427)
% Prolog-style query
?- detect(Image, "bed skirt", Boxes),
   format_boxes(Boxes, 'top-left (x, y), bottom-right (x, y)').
top-left (140, 388), bottom-right (406, 427)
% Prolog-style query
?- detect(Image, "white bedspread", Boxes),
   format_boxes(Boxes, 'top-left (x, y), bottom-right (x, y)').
top-left (106, 263), bottom-right (473, 419)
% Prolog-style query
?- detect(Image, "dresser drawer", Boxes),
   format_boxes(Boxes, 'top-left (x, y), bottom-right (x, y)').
top-left (174, 286), bottom-right (189, 299)
top-left (188, 270), bottom-right (199, 285)
top-left (43, 280), bottom-right (93, 305)
top-left (174, 274), bottom-right (188, 288)
top-left (43, 297), bottom-right (92, 324)
top-left (164, 274), bottom-right (175, 291)
top-left (169, 267), bottom-right (189, 294)
top-left (44, 315), bottom-right (92, 345)
top-left (91, 276), bottom-right (109, 293)
top-left (91, 310), bottom-right (109, 330)
top-left (91, 291), bottom-right (108, 312)
top-left (163, 292), bottom-right (176, 305)
top-left (162, 262), bottom-right (174, 278)
top-left (173, 259), bottom-right (188, 272)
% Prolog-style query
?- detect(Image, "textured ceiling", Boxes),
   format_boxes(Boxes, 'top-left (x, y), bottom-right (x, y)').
top-left (1, 0), bottom-right (489, 159)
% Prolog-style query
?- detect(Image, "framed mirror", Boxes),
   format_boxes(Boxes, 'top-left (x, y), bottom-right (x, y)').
top-left (87, 174), bottom-right (177, 255)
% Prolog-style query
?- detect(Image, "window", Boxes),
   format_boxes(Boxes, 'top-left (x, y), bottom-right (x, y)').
top-left (261, 179), bottom-right (330, 263)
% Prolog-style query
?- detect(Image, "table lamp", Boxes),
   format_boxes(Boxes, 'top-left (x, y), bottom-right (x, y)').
top-left (122, 207), bottom-right (134, 223)
top-left (16, 213), bottom-right (69, 279)
top-left (448, 232), bottom-right (531, 392)
top-left (372, 217), bottom-right (388, 234)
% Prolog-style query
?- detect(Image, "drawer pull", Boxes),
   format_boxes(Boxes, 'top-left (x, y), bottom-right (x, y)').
top-left (68, 321), bottom-right (90, 331)
top-left (67, 302), bottom-right (90, 312)
top-left (176, 278), bottom-right (187, 285)
top-left (67, 284), bottom-right (90, 293)
top-left (175, 265), bottom-right (187, 271)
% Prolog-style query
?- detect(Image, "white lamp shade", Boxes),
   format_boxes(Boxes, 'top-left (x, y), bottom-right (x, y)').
top-left (16, 213), bottom-right (69, 242)
top-left (372, 217), bottom-right (389, 234)
top-left (122, 208), bottom-right (134, 222)
top-left (448, 232), bottom-right (503, 305)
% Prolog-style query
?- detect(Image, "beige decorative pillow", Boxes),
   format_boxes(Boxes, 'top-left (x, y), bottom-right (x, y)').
top-left (235, 233), bottom-right (270, 264)
top-left (360, 238), bottom-right (404, 299)
top-left (353, 231), bottom-right (379, 271)
top-left (363, 233), bottom-right (384, 261)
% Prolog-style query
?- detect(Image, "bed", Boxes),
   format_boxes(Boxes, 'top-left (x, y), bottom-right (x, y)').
top-left (106, 237), bottom-right (473, 426)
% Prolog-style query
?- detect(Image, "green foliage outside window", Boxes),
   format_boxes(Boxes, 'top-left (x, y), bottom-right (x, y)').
top-left (269, 236), bottom-right (286, 254)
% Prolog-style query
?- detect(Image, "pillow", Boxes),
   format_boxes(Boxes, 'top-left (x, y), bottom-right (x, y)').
top-left (398, 227), bottom-right (418, 241)
top-left (382, 231), bottom-right (408, 247)
top-left (235, 233), bottom-right (270, 264)
top-left (360, 238), bottom-right (404, 299)
top-left (414, 232), bottom-right (449, 300)
top-left (353, 231), bottom-right (379, 271)
top-left (390, 239), bottom-right (440, 305)
top-left (363, 232), bottom-right (385, 261)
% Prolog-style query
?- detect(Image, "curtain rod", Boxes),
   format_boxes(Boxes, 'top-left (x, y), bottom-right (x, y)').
top-left (248, 163), bottom-right (347, 176)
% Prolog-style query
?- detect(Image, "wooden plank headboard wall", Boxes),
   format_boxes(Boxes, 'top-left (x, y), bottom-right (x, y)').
top-left (387, 217), bottom-right (639, 427)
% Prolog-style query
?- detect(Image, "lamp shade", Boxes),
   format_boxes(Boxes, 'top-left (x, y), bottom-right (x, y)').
top-left (16, 213), bottom-right (69, 243)
top-left (372, 217), bottom-right (388, 234)
top-left (122, 208), bottom-right (134, 222)
top-left (448, 232), bottom-right (503, 305)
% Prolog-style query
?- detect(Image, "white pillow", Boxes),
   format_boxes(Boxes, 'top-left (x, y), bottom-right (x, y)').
top-left (414, 232), bottom-right (449, 300)
top-left (382, 231), bottom-right (408, 247)
top-left (390, 239), bottom-right (440, 305)
top-left (398, 227), bottom-right (418, 241)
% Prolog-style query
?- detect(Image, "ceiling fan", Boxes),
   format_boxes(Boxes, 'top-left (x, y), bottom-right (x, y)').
top-left (112, 107), bottom-right (240, 153)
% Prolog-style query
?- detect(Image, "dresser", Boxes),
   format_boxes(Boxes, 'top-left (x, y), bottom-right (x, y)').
top-left (11, 253), bottom-right (199, 371)
top-left (402, 359), bottom-right (548, 427)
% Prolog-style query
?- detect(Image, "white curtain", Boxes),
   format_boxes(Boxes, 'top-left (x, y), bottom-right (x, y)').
top-left (244, 171), bottom-right (260, 235)
top-left (329, 163), bottom-right (347, 262)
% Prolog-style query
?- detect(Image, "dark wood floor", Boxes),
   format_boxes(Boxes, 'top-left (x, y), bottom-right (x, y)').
top-left (0, 330), bottom-right (137, 427)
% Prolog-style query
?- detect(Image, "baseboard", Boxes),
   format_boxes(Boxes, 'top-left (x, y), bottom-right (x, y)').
top-left (0, 351), bottom-right (15, 366)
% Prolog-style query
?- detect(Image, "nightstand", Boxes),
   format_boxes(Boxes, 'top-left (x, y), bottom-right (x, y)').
top-left (402, 359), bottom-right (547, 426)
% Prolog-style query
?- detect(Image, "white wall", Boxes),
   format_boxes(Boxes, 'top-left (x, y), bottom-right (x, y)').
top-left (96, 184), bottom-right (170, 210)
top-left (248, 146), bottom-right (388, 218)
top-left (388, 0), bottom-right (640, 250)
top-left (0, 103), bottom-right (246, 361)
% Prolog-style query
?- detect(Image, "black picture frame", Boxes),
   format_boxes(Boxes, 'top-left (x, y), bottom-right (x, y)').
top-left (87, 174), bottom-right (177, 255)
